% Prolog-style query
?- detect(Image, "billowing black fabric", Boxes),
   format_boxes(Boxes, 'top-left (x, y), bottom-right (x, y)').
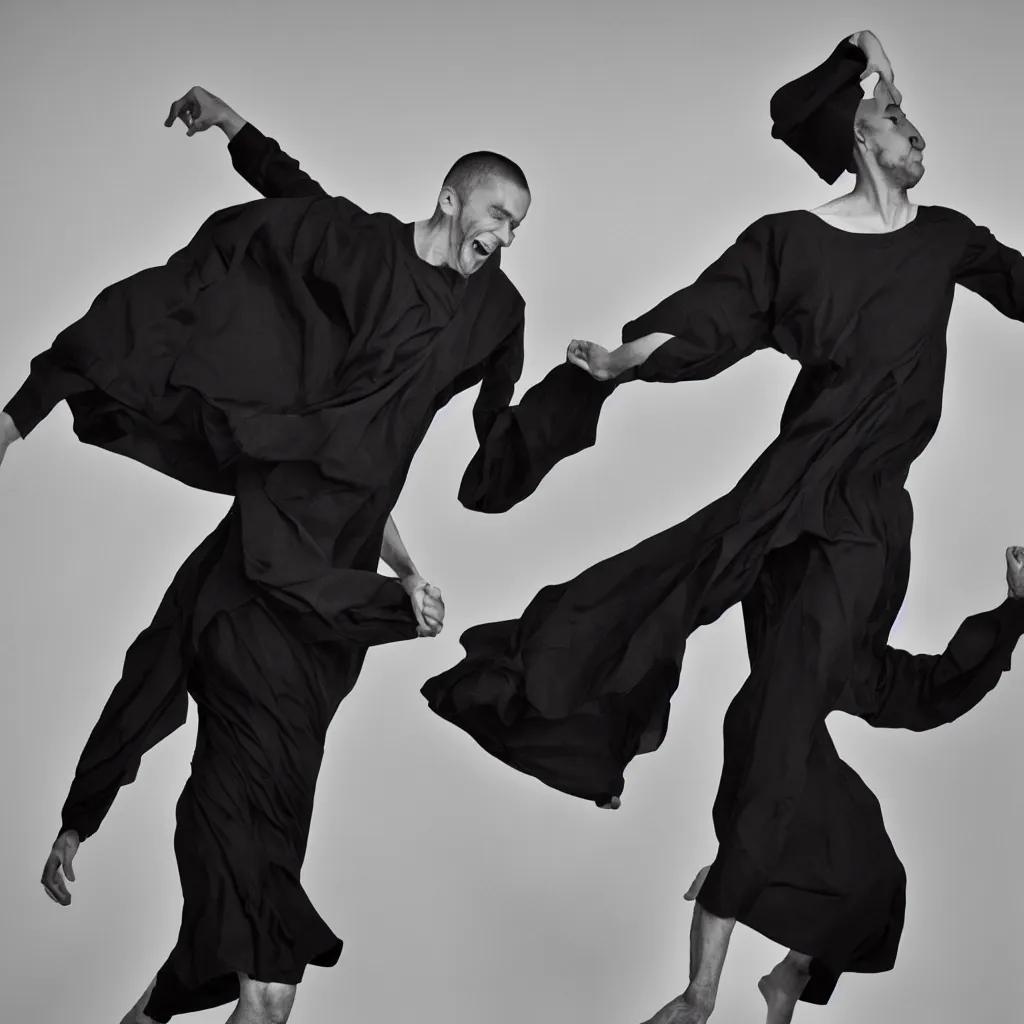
top-left (4, 124), bottom-right (610, 1018)
top-left (423, 206), bottom-right (1024, 1001)
top-left (770, 37), bottom-right (867, 184)
top-left (142, 597), bottom-right (363, 1022)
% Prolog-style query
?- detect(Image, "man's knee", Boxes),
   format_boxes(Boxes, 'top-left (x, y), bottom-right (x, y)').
top-left (237, 974), bottom-right (296, 1023)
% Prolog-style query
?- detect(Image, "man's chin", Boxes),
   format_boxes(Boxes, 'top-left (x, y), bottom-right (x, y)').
top-left (458, 251), bottom-right (489, 276)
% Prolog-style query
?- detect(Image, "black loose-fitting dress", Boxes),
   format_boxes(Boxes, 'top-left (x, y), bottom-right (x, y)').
top-left (423, 207), bottom-right (1024, 1003)
top-left (4, 126), bottom-right (612, 1020)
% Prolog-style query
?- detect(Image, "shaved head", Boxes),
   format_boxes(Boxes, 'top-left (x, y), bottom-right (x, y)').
top-left (442, 151), bottom-right (530, 202)
top-left (431, 151), bottom-right (532, 277)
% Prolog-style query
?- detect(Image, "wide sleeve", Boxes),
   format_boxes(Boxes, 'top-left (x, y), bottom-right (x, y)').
top-left (458, 308), bottom-right (619, 514)
top-left (854, 597), bottom-right (1024, 731)
top-left (228, 121), bottom-right (330, 199)
top-left (953, 220), bottom-right (1024, 322)
top-left (3, 197), bottom-right (326, 491)
top-left (3, 351), bottom-right (93, 438)
top-left (622, 221), bottom-right (779, 382)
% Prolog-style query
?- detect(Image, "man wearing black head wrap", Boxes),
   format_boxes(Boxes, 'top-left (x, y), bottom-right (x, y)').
top-left (421, 29), bottom-right (1024, 1023)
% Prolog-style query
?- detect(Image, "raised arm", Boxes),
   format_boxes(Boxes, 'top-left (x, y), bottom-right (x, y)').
top-left (953, 219), bottom-right (1024, 322)
top-left (166, 86), bottom-right (329, 199)
top-left (1, 353), bottom-right (91, 453)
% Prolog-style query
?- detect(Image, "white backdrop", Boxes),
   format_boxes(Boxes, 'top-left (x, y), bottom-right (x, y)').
top-left (1, 1), bottom-right (1021, 1021)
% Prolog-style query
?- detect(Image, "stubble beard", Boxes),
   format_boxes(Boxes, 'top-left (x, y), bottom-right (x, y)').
top-left (879, 153), bottom-right (923, 190)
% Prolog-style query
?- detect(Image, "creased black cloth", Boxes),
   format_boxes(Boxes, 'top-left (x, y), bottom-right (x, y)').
top-left (6, 123), bottom-right (618, 1020)
top-left (770, 37), bottom-right (868, 183)
top-left (5, 123), bottom-right (612, 845)
top-left (423, 206), bottom-right (1024, 1002)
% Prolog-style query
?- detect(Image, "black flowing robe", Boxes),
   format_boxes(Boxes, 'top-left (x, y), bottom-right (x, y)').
top-left (422, 206), bottom-right (1024, 1000)
top-left (4, 124), bottom-right (613, 1017)
top-left (3, 123), bottom-right (613, 845)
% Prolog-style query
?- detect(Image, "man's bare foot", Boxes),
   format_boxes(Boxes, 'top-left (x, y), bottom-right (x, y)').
top-left (757, 958), bottom-right (811, 1024)
top-left (118, 976), bottom-right (157, 1024)
top-left (638, 990), bottom-right (715, 1024)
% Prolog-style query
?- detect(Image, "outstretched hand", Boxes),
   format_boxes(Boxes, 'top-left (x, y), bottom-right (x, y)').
top-left (401, 575), bottom-right (445, 637)
top-left (0, 411), bottom-right (21, 471)
top-left (853, 30), bottom-right (902, 107)
top-left (566, 339), bottom-right (620, 381)
top-left (41, 830), bottom-right (79, 907)
top-left (165, 85), bottom-right (237, 138)
top-left (1006, 546), bottom-right (1024, 599)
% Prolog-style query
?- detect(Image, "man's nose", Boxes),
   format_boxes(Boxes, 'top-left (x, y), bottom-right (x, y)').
top-left (910, 132), bottom-right (925, 150)
top-left (497, 223), bottom-right (513, 246)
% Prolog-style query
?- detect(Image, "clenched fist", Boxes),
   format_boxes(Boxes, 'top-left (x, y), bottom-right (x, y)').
top-left (1006, 546), bottom-right (1024, 599)
top-left (401, 574), bottom-right (445, 637)
top-left (566, 339), bottom-right (622, 381)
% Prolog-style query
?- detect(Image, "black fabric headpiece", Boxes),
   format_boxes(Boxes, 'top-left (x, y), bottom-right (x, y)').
top-left (770, 38), bottom-right (868, 184)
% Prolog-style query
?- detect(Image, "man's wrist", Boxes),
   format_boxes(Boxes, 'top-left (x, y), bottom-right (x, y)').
top-left (610, 344), bottom-right (640, 375)
top-left (216, 110), bottom-right (248, 142)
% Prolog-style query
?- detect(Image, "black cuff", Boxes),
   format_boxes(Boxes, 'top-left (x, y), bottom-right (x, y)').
top-left (990, 594), bottom-right (1024, 632)
top-left (4, 379), bottom-right (46, 438)
top-left (226, 121), bottom-right (267, 165)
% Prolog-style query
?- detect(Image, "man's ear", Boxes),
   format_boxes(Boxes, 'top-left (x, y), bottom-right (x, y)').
top-left (437, 185), bottom-right (459, 216)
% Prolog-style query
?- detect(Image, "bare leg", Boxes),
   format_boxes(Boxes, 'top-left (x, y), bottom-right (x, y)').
top-left (637, 866), bottom-right (736, 1024)
top-left (758, 951), bottom-right (813, 1024)
top-left (118, 976), bottom-right (158, 1024)
top-left (225, 974), bottom-right (297, 1024)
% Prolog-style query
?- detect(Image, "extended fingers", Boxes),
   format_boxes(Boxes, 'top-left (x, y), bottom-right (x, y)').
top-left (61, 844), bottom-right (76, 883)
top-left (164, 98), bottom-right (183, 126)
top-left (165, 91), bottom-right (203, 135)
top-left (165, 90), bottom-right (195, 127)
top-left (41, 852), bottom-right (70, 906)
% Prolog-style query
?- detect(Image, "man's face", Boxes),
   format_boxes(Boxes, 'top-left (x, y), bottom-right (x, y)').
top-left (855, 99), bottom-right (927, 188)
top-left (443, 176), bottom-right (531, 276)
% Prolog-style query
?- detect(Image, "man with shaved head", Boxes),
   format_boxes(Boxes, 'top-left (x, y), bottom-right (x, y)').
top-left (0, 87), bottom-right (611, 1023)
top-left (421, 30), bottom-right (1024, 1022)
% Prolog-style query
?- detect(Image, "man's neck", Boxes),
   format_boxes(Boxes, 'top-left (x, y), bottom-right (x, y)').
top-left (413, 215), bottom-right (457, 270)
top-left (850, 171), bottom-right (914, 226)
top-left (816, 170), bottom-right (915, 231)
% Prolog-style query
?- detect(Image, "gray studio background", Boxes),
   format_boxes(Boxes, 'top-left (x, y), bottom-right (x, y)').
top-left (1, 1), bottom-right (1021, 1021)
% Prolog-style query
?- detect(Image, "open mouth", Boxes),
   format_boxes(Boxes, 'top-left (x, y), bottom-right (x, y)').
top-left (472, 240), bottom-right (492, 258)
